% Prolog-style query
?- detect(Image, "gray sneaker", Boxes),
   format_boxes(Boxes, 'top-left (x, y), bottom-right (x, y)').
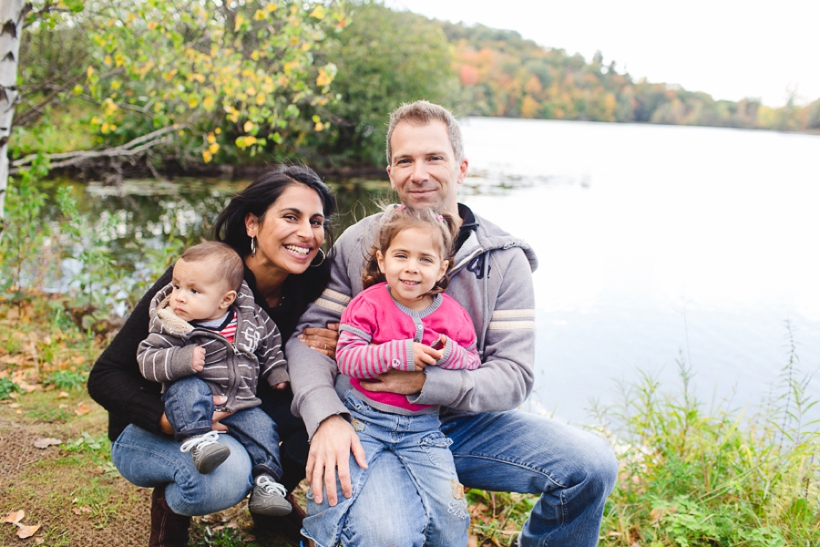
top-left (180, 431), bottom-right (230, 474)
top-left (248, 474), bottom-right (292, 517)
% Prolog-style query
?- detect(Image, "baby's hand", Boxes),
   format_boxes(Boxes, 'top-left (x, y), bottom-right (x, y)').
top-left (412, 342), bottom-right (442, 370)
top-left (192, 346), bottom-right (206, 372)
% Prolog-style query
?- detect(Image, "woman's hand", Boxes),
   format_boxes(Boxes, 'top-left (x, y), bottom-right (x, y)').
top-left (305, 415), bottom-right (368, 506)
top-left (298, 322), bottom-right (340, 360)
top-left (159, 395), bottom-right (233, 434)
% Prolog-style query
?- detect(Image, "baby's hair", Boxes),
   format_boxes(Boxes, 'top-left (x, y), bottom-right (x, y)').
top-left (362, 206), bottom-right (458, 295)
top-left (180, 241), bottom-right (244, 292)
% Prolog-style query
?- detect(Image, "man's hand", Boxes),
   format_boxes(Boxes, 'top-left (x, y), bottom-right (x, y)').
top-left (192, 346), bottom-right (206, 372)
top-left (364, 368), bottom-right (426, 395)
top-left (306, 415), bottom-right (367, 506)
top-left (160, 395), bottom-right (232, 434)
top-left (298, 322), bottom-right (340, 360)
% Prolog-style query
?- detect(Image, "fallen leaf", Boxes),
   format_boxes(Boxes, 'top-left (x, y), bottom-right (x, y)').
top-left (33, 438), bottom-right (63, 449)
top-left (18, 382), bottom-right (43, 393)
top-left (59, 404), bottom-right (68, 409)
top-left (57, 391), bottom-right (70, 399)
top-left (9, 403), bottom-right (19, 409)
top-left (2, 510), bottom-right (24, 524)
top-left (17, 522), bottom-right (41, 539)
top-left (9, 392), bottom-right (19, 399)
top-left (75, 403), bottom-right (91, 415)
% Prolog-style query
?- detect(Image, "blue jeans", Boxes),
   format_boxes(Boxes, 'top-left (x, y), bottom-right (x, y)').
top-left (302, 392), bottom-right (470, 547)
top-left (163, 375), bottom-right (283, 479)
top-left (338, 410), bottom-right (619, 547)
top-left (111, 424), bottom-right (253, 516)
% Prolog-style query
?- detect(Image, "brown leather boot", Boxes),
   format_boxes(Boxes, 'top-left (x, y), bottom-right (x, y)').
top-left (149, 485), bottom-right (191, 547)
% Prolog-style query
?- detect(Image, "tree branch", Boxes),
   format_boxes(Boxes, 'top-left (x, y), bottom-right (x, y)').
top-left (9, 125), bottom-right (187, 172)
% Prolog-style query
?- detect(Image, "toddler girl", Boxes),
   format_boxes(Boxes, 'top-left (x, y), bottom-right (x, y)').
top-left (302, 206), bottom-right (480, 547)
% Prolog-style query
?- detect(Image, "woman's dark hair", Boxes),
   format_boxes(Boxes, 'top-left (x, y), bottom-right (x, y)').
top-left (213, 165), bottom-right (337, 256)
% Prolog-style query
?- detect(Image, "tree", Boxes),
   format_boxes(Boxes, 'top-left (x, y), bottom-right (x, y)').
top-left (312, 1), bottom-right (458, 166)
top-left (6, 0), bottom-right (346, 183)
top-left (0, 0), bottom-right (30, 236)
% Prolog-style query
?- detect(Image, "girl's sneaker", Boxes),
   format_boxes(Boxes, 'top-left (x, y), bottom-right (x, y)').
top-left (248, 474), bottom-right (293, 516)
top-left (179, 431), bottom-right (230, 474)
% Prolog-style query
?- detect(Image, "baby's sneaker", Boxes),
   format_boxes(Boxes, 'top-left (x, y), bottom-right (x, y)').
top-left (248, 474), bottom-right (292, 516)
top-left (180, 431), bottom-right (230, 474)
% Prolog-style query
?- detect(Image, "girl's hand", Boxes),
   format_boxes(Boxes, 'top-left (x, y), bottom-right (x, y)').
top-left (412, 342), bottom-right (442, 370)
top-left (298, 322), bottom-right (340, 360)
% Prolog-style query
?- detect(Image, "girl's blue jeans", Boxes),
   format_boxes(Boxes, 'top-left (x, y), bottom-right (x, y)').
top-left (302, 391), bottom-right (470, 547)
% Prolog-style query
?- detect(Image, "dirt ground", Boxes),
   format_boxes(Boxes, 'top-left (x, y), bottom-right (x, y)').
top-left (0, 393), bottom-right (295, 547)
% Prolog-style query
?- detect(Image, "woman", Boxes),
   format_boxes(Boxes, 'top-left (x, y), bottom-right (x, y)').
top-left (88, 165), bottom-right (338, 547)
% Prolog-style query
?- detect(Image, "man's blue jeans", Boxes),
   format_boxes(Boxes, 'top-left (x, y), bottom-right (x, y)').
top-left (163, 375), bottom-right (284, 479)
top-left (302, 391), bottom-right (470, 547)
top-left (337, 409), bottom-right (619, 547)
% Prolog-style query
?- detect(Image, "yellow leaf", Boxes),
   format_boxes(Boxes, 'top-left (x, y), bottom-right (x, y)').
top-left (208, 143), bottom-right (220, 154)
top-left (265, 3), bottom-right (277, 12)
top-left (101, 122), bottom-right (110, 134)
top-left (2, 510), bottom-right (24, 524)
top-left (251, 50), bottom-right (259, 61)
top-left (147, 21), bottom-right (158, 30)
top-left (202, 150), bottom-right (213, 163)
top-left (253, 9), bottom-right (265, 20)
top-left (192, 74), bottom-right (205, 83)
top-left (234, 13), bottom-right (245, 31)
top-left (316, 68), bottom-right (332, 87)
top-left (215, 127), bottom-right (222, 134)
top-left (202, 96), bottom-right (215, 109)
top-left (188, 98), bottom-right (198, 107)
top-left (255, 92), bottom-right (265, 105)
top-left (314, 121), bottom-right (325, 131)
top-left (16, 523), bottom-right (41, 539)
top-left (103, 55), bottom-right (112, 66)
top-left (310, 5), bottom-right (325, 19)
top-left (90, 116), bottom-right (100, 125)
top-left (244, 120), bottom-right (255, 132)
top-left (207, 132), bottom-right (216, 144)
top-left (86, 66), bottom-right (94, 77)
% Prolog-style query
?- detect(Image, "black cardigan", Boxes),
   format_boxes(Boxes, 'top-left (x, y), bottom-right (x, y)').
top-left (87, 261), bottom-right (330, 442)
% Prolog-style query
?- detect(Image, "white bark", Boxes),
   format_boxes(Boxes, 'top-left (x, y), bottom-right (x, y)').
top-left (0, 0), bottom-right (29, 233)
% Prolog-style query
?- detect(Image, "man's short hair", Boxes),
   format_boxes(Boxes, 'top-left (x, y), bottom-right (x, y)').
top-left (180, 241), bottom-right (244, 292)
top-left (386, 100), bottom-right (464, 165)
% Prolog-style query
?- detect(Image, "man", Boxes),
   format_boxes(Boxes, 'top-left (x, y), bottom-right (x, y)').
top-left (288, 100), bottom-right (618, 546)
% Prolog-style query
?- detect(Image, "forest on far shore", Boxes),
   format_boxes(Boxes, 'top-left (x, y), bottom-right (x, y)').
top-left (10, 0), bottom-right (820, 182)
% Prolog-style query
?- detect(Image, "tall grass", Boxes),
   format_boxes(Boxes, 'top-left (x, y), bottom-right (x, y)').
top-left (595, 327), bottom-right (819, 547)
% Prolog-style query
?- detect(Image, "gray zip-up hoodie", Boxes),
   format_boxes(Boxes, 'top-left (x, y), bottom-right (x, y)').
top-left (287, 206), bottom-right (538, 439)
top-left (137, 280), bottom-right (287, 413)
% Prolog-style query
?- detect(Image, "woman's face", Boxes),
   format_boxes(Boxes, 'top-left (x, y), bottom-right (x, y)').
top-left (245, 184), bottom-right (326, 277)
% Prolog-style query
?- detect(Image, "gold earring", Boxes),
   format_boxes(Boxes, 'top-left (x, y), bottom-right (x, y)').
top-left (310, 248), bottom-right (326, 268)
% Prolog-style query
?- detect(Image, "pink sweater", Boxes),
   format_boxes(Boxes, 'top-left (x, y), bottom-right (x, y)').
top-left (337, 282), bottom-right (480, 413)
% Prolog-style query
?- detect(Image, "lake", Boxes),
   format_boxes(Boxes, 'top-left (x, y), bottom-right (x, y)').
top-left (458, 117), bottom-right (820, 425)
top-left (64, 117), bottom-right (820, 426)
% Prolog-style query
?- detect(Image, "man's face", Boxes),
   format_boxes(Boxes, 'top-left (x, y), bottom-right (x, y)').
top-left (386, 121), bottom-right (468, 217)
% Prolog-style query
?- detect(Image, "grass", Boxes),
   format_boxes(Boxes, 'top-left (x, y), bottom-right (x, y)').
top-left (1, 288), bottom-right (818, 546)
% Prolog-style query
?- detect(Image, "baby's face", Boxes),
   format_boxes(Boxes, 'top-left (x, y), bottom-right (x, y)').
top-left (169, 257), bottom-right (234, 322)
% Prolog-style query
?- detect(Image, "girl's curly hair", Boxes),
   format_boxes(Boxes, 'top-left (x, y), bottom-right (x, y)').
top-left (361, 206), bottom-right (458, 296)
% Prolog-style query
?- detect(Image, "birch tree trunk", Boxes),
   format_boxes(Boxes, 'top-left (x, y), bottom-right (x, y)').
top-left (0, 0), bottom-right (29, 236)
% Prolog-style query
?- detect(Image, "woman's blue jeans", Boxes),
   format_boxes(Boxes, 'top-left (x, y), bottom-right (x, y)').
top-left (111, 424), bottom-right (253, 516)
top-left (333, 409), bottom-right (619, 547)
top-left (302, 392), bottom-right (469, 547)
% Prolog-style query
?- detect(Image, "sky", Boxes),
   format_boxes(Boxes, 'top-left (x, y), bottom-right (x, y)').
top-left (384, 0), bottom-right (820, 107)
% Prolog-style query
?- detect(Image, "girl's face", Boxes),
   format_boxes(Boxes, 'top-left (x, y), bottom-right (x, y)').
top-left (244, 184), bottom-right (326, 278)
top-left (377, 225), bottom-right (448, 311)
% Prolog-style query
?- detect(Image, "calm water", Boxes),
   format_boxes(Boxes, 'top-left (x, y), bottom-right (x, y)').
top-left (458, 117), bottom-right (820, 424)
top-left (64, 117), bottom-right (820, 425)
